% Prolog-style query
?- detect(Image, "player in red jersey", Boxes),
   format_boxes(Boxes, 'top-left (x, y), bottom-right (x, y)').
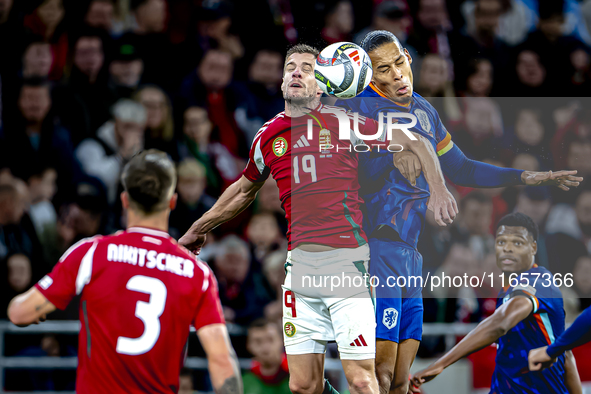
top-left (8, 150), bottom-right (242, 394)
top-left (179, 44), bottom-right (456, 394)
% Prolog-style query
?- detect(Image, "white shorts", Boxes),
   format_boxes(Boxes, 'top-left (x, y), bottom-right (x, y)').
top-left (282, 244), bottom-right (376, 361)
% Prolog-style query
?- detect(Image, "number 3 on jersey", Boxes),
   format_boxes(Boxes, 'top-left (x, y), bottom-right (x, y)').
top-left (293, 155), bottom-right (317, 184)
top-left (116, 275), bottom-right (167, 356)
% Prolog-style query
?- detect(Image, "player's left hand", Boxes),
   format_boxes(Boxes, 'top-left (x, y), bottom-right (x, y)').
top-left (528, 346), bottom-right (555, 371)
top-left (410, 364), bottom-right (444, 388)
top-left (427, 185), bottom-right (458, 226)
top-left (522, 170), bottom-right (583, 191)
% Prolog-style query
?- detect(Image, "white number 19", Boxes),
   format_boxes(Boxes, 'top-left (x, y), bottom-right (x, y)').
top-left (293, 155), bottom-right (317, 184)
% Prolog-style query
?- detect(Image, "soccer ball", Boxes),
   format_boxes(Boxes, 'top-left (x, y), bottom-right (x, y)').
top-left (315, 42), bottom-right (373, 99)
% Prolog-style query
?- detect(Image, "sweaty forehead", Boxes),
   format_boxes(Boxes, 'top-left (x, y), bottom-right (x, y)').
top-left (369, 42), bottom-right (403, 64)
top-left (496, 225), bottom-right (530, 240)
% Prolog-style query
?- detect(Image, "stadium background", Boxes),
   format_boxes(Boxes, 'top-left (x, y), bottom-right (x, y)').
top-left (1, 0), bottom-right (591, 392)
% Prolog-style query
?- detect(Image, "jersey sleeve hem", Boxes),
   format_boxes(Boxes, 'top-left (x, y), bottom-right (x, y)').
top-left (34, 283), bottom-right (68, 310)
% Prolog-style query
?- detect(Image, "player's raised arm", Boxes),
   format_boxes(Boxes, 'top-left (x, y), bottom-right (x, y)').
top-left (7, 287), bottom-right (56, 327)
top-left (179, 175), bottom-right (264, 253)
top-left (410, 296), bottom-right (533, 389)
top-left (197, 323), bottom-right (243, 394)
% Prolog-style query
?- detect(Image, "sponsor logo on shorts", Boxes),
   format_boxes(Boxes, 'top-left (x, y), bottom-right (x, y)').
top-left (284, 322), bottom-right (296, 337)
top-left (349, 334), bottom-right (368, 347)
top-left (273, 137), bottom-right (287, 157)
top-left (382, 307), bottom-right (398, 330)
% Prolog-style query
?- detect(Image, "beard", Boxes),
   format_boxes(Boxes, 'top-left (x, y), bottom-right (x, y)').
top-left (284, 89), bottom-right (317, 107)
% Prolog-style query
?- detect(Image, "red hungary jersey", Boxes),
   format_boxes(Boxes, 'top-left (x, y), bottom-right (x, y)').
top-left (243, 103), bottom-right (387, 250)
top-left (35, 227), bottom-right (224, 394)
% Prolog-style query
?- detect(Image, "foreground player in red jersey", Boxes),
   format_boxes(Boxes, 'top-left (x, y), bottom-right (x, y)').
top-left (180, 44), bottom-right (456, 394)
top-left (8, 150), bottom-right (242, 394)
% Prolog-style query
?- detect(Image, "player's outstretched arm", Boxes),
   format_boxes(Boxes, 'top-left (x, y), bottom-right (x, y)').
top-left (179, 176), bottom-right (264, 253)
top-left (397, 132), bottom-right (458, 226)
top-left (410, 296), bottom-right (532, 388)
top-left (198, 323), bottom-right (243, 394)
top-left (7, 287), bottom-right (56, 327)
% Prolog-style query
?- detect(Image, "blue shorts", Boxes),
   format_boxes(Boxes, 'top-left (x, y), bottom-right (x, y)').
top-left (369, 238), bottom-right (423, 343)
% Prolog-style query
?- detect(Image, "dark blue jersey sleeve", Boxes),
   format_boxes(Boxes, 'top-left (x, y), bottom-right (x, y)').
top-left (439, 143), bottom-right (523, 187)
top-left (546, 306), bottom-right (591, 358)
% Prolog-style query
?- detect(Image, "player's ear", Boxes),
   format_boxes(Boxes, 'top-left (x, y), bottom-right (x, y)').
top-left (169, 193), bottom-right (178, 210)
top-left (404, 48), bottom-right (412, 65)
top-left (531, 240), bottom-right (538, 256)
top-left (121, 192), bottom-right (129, 209)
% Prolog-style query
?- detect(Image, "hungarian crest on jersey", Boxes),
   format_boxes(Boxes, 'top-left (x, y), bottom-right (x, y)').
top-left (273, 137), bottom-right (287, 157)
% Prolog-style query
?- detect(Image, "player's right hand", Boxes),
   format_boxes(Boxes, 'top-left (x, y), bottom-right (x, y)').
top-left (393, 151), bottom-right (422, 186)
top-left (528, 346), bottom-right (555, 371)
top-left (427, 186), bottom-right (458, 226)
top-left (178, 229), bottom-right (207, 255)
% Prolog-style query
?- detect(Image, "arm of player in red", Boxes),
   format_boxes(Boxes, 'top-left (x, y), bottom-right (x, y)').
top-left (179, 175), bottom-right (265, 253)
top-left (194, 269), bottom-right (243, 394)
top-left (529, 306), bottom-right (591, 371)
top-left (409, 296), bottom-right (533, 390)
top-left (7, 288), bottom-right (56, 327)
top-left (564, 351), bottom-right (583, 394)
top-left (8, 239), bottom-right (95, 326)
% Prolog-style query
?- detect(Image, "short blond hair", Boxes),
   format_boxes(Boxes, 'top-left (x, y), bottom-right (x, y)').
top-left (177, 158), bottom-right (206, 179)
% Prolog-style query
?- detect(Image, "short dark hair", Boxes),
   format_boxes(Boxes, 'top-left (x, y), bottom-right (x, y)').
top-left (496, 212), bottom-right (539, 242)
top-left (121, 150), bottom-right (176, 214)
top-left (285, 44), bottom-right (319, 63)
top-left (361, 30), bottom-right (402, 54)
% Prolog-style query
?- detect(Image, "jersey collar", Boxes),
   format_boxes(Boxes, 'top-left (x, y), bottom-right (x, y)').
top-left (127, 226), bottom-right (171, 239)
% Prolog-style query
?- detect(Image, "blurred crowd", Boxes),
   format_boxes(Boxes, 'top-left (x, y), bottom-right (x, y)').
top-left (2, 0), bottom-right (591, 391)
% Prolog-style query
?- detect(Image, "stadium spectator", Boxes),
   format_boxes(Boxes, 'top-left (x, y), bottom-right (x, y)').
top-left (7, 253), bottom-right (32, 293)
top-left (2, 78), bottom-right (79, 195)
top-left (76, 99), bottom-right (146, 205)
top-left (510, 49), bottom-right (548, 97)
top-left (354, 1), bottom-right (413, 52)
top-left (504, 107), bottom-right (554, 170)
top-left (177, 106), bottom-right (242, 195)
top-left (241, 49), bottom-right (285, 140)
top-left (514, 187), bottom-right (552, 266)
top-left (193, 0), bottom-right (244, 60)
top-left (23, 0), bottom-right (68, 81)
top-left (243, 319), bottom-right (290, 394)
top-left (449, 0), bottom-right (509, 88)
top-left (407, 0), bottom-right (453, 61)
top-left (179, 49), bottom-right (249, 158)
top-left (21, 37), bottom-right (53, 79)
top-left (134, 85), bottom-right (177, 158)
top-left (129, 0), bottom-right (175, 89)
top-left (261, 250), bottom-right (287, 323)
top-left (84, 0), bottom-right (114, 32)
top-left (520, 0), bottom-right (586, 96)
top-left (511, 153), bottom-right (540, 172)
top-left (27, 166), bottom-right (57, 248)
top-left (321, 0), bottom-right (354, 45)
top-left (57, 29), bottom-right (116, 138)
top-left (212, 235), bottom-right (274, 326)
top-left (246, 211), bottom-right (285, 266)
top-left (451, 192), bottom-right (495, 260)
top-left (109, 35), bottom-right (144, 98)
top-left (168, 158), bottom-right (216, 240)
top-left (546, 188), bottom-right (591, 275)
